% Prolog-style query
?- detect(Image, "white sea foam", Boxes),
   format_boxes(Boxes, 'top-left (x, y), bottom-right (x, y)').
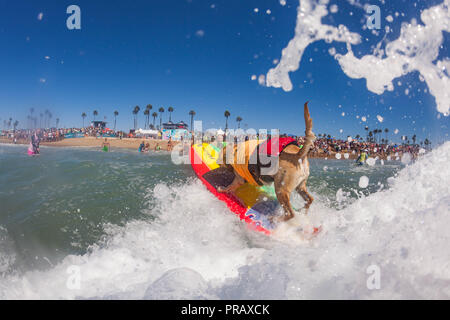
top-left (0, 227), bottom-right (16, 275)
top-left (266, 0), bottom-right (361, 91)
top-left (0, 143), bottom-right (449, 299)
top-left (335, 0), bottom-right (450, 115)
top-left (267, 0), bottom-right (450, 115)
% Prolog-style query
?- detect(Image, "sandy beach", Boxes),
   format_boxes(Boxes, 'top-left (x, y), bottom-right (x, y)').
top-left (0, 137), bottom-right (175, 151)
top-left (0, 137), bottom-right (395, 160)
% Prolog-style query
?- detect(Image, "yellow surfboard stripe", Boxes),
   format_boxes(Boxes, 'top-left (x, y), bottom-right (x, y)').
top-left (193, 143), bottom-right (220, 170)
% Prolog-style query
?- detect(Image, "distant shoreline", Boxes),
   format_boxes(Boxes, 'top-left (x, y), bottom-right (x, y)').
top-left (0, 137), bottom-right (173, 151)
top-left (0, 137), bottom-right (405, 160)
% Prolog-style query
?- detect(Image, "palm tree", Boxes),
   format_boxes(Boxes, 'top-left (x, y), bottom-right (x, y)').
top-left (168, 106), bottom-right (174, 122)
top-left (145, 104), bottom-right (152, 128)
top-left (30, 108), bottom-right (34, 129)
top-left (93, 110), bottom-right (98, 122)
top-left (48, 112), bottom-right (52, 128)
top-left (236, 116), bottom-right (242, 129)
top-left (81, 113), bottom-right (87, 127)
top-left (113, 111), bottom-right (119, 131)
top-left (412, 134), bottom-right (417, 145)
top-left (8, 118), bottom-right (12, 130)
top-left (158, 107), bottom-right (164, 129)
top-left (368, 131), bottom-right (373, 142)
top-left (132, 106), bottom-right (140, 130)
top-left (143, 109), bottom-right (150, 129)
top-left (365, 126), bottom-right (369, 141)
top-left (152, 112), bottom-right (158, 129)
top-left (424, 138), bottom-right (429, 149)
top-left (224, 110), bottom-right (230, 130)
top-left (44, 110), bottom-right (49, 128)
top-left (189, 110), bottom-right (196, 132)
top-left (384, 128), bottom-right (389, 142)
top-left (13, 120), bottom-right (19, 132)
top-left (56, 118), bottom-right (60, 128)
top-left (40, 113), bottom-right (44, 128)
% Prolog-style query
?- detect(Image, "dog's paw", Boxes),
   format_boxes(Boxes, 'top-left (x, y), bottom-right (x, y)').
top-left (268, 215), bottom-right (287, 225)
top-left (217, 186), bottom-right (228, 193)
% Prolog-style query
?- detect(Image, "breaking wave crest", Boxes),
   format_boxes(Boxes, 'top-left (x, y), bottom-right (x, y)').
top-left (0, 142), bottom-right (449, 299)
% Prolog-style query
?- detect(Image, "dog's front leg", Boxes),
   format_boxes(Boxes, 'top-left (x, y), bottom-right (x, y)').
top-left (217, 173), bottom-right (245, 193)
top-left (274, 174), bottom-right (296, 222)
top-left (276, 190), bottom-right (296, 221)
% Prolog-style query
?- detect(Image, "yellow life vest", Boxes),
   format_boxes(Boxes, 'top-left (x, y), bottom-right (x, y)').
top-left (360, 152), bottom-right (367, 162)
top-left (230, 140), bottom-right (263, 187)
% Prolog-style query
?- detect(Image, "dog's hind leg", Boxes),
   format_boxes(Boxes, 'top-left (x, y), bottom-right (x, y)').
top-left (296, 181), bottom-right (314, 214)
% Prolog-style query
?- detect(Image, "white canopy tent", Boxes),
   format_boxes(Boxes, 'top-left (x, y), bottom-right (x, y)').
top-left (136, 129), bottom-right (159, 135)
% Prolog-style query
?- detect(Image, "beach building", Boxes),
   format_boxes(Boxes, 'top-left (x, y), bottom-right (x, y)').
top-left (161, 121), bottom-right (191, 141)
top-left (91, 121), bottom-right (107, 129)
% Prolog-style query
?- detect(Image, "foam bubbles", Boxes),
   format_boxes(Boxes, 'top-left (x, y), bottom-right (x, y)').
top-left (366, 158), bottom-right (376, 166)
top-left (359, 176), bottom-right (369, 188)
top-left (335, 0), bottom-right (450, 115)
top-left (144, 268), bottom-right (211, 299)
top-left (258, 74), bottom-right (266, 86)
top-left (330, 4), bottom-right (338, 13)
top-left (266, 0), bottom-right (361, 91)
top-left (401, 153), bottom-right (412, 164)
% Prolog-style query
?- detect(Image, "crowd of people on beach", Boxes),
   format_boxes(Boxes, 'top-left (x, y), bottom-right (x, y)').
top-left (0, 127), bottom-right (125, 143)
top-left (0, 125), bottom-right (427, 160)
top-left (1, 128), bottom-right (65, 143)
top-left (307, 136), bottom-right (423, 159)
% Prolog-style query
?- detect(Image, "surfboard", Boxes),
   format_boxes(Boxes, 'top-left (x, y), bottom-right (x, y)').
top-left (190, 142), bottom-right (321, 238)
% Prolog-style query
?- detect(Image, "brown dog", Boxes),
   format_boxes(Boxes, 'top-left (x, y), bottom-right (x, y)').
top-left (218, 102), bottom-right (316, 222)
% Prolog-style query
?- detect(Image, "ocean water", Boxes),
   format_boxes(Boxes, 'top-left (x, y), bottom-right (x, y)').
top-left (0, 143), bottom-right (449, 299)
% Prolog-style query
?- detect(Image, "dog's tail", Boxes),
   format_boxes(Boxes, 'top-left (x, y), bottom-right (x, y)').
top-left (296, 101), bottom-right (316, 160)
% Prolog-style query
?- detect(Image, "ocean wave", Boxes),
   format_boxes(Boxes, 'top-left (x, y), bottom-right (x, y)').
top-left (0, 142), bottom-right (449, 299)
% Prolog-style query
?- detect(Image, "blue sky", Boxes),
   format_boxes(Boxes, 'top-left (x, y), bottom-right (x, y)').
top-left (0, 0), bottom-right (448, 144)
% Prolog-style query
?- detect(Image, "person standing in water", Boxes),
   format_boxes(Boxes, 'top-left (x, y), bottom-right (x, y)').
top-left (138, 141), bottom-right (145, 152)
top-left (101, 138), bottom-right (110, 152)
top-left (167, 137), bottom-right (173, 151)
top-left (356, 149), bottom-right (368, 165)
top-left (31, 131), bottom-right (40, 154)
